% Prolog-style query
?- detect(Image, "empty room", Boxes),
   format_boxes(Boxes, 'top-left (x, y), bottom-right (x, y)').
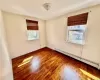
top-left (0, 0), bottom-right (100, 80)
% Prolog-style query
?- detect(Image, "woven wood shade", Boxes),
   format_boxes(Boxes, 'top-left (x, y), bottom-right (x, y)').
top-left (67, 13), bottom-right (88, 26)
top-left (26, 19), bottom-right (38, 30)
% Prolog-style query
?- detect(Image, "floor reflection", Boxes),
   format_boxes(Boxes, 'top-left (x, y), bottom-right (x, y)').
top-left (60, 65), bottom-right (100, 80)
top-left (13, 48), bottom-right (100, 80)
top-left (61, 65), bottom-right (80, 80)
top-left (31, 56), bottom-right (40, 72)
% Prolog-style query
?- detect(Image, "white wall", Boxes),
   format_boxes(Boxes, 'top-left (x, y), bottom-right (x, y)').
top-left (3, 12), bottom-right (46, 59)
top-left (46, 17), bottom-right (82, 57)
top-left (0, 17), bottom-right (2, 80)
top-left (0, 10), bottom-right (13, 80)
top-left (46, 5), bottom-right (100, 66)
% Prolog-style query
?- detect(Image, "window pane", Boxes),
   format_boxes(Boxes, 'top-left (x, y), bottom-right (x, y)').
top-left (27, 30), bottom-right (39, 40)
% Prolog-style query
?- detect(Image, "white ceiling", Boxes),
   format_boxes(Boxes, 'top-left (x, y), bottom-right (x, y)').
top-left (0, 0), bottom-right (100, 20)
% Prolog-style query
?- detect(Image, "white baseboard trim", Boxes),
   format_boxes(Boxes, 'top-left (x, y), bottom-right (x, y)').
top-left (55, 48), bottom-right (81, 61)
top-left (98, 64), bottom-right (100, 69)
top-left (81, 59), bottom-right (98, 68)
top-left (54, 48), bottom-right (99, 69)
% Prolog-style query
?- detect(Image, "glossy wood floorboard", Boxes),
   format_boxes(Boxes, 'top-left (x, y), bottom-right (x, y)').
top-left (12, 48), bottom-right (100, 80)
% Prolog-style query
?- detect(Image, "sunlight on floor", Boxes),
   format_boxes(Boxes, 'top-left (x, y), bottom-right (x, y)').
top-left (18, 56), bottom-right (33, 67)
top-left (80, 69), bottom-right (100, 80)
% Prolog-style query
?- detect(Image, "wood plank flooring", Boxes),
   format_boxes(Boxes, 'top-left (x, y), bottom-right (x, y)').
top-left (12, 47), bottom-right (100, 80)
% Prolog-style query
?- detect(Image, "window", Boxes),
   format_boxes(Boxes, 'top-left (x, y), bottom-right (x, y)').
top-left (27, 30), bottom-right (39, 40)
top-left (26, 19), bottom-right (39, 40)
top-left (67, 13), bottom-right (88, 45)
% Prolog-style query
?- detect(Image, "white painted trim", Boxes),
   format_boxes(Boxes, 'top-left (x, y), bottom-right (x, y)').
top-left (55, 48), bottom-right (81, 61)
top-left (98, 64), bottom-right (100, 70)
top-left (81, 59), bottom-right (98, 68)
top-left (54, 48), bottom-right (99, 69)
top-left (1, 0), bottom-right (100, 20)
top-left (45, 0), bottom-right (100, 20)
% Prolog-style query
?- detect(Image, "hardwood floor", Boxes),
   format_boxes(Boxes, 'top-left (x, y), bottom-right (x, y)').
top-left (12, 47), bottom-right (100, 80)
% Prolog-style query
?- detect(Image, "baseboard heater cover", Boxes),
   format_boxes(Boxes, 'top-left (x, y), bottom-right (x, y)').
top-left (54, 48), bottom-right (99, 69)
top-left (99, 64), bottom-right (100, 69)
top-left (55, 48), bottom-right (81, 61)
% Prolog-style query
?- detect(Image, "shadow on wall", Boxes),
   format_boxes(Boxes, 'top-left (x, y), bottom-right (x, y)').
top-left (0, 10), bottom-right (13, 80)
